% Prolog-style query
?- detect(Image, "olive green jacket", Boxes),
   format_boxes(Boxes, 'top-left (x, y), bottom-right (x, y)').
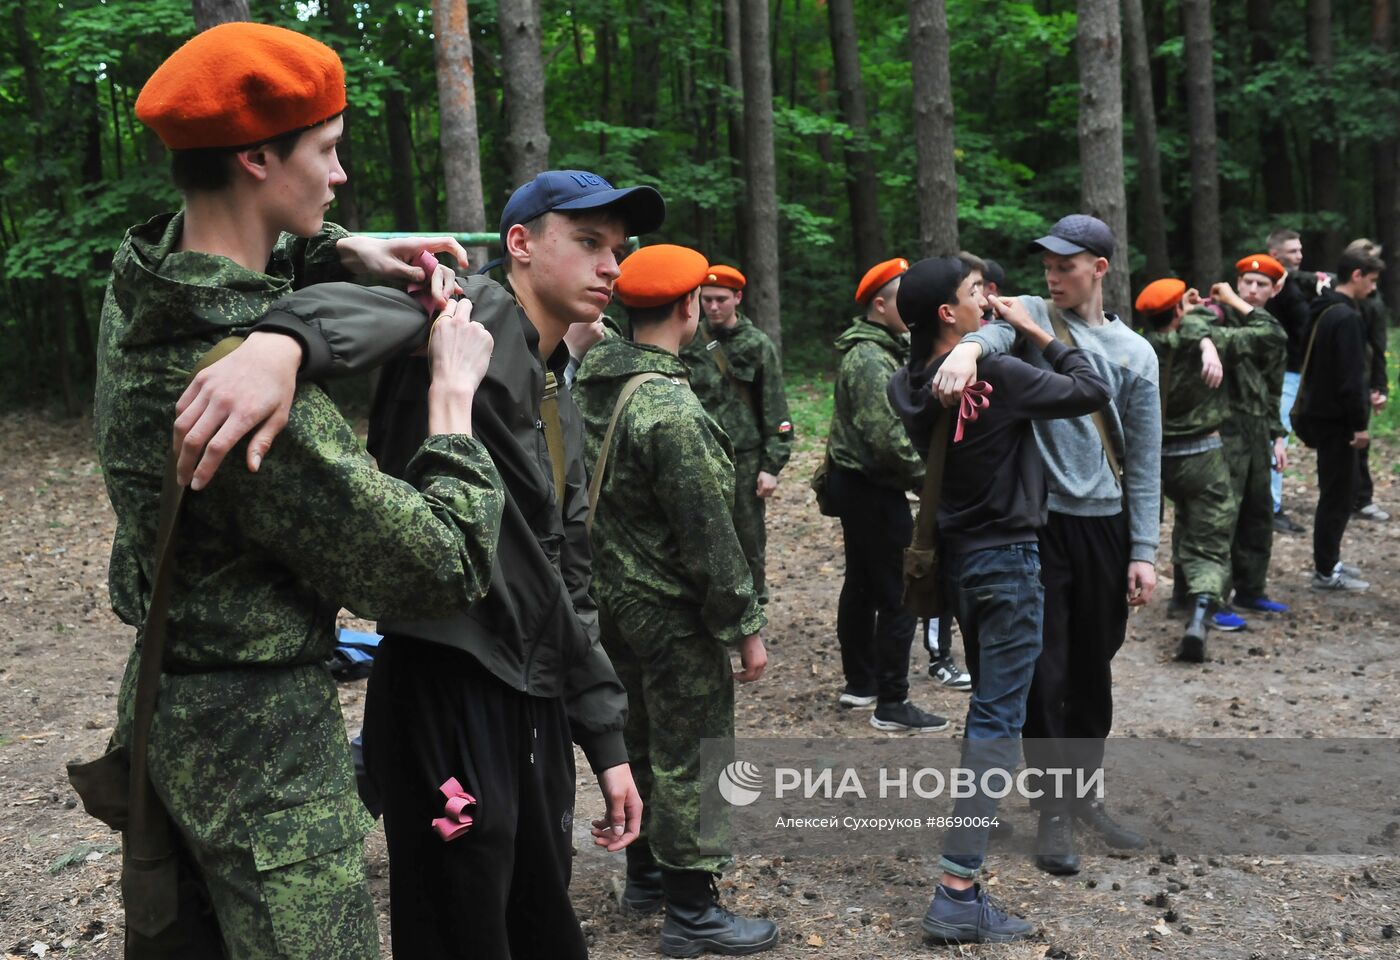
top-left (826, 318), bottom-right (923, 491)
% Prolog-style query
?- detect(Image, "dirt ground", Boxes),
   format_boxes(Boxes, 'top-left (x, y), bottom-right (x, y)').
top-left (2, 408), bottom-right (1398, 959)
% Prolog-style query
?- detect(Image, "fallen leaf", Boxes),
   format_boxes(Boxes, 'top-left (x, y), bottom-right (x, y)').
top-left (806, 934), bottom-right (824, 947)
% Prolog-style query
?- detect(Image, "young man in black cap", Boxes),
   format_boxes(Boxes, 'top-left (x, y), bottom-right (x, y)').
top-left (933, 214), bottom-right (1160, 875)
top-left (890, 255), bottom-right (1110, 943)
top-left (167, 169), bottom-right (666, 959)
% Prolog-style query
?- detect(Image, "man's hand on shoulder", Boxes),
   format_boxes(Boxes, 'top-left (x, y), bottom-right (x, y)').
top-left (989, 294), bottom-right (1052, 350)
top-left (592, 763), bottom-right (643, 852)
top-left (174, 332), bottom-right (303, 490)
top-left (931, 341), bottom-right (982, 407)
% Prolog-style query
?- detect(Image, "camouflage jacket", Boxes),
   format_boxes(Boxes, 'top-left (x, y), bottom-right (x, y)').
top-left (679, 314), bottom-right (793, 474)
top-left (94, 212), bottom-right (505, 671)
top-left (826, 318), bottom-right (924, 491)
top-left (1211, 302), bottom-right (1288, 438)
top-left (1149, 307), bottom-right (1285, 440)
top-left (575, 338), bottom-right (765, 646)
top-left (254, 274), bottom-right (631, 772)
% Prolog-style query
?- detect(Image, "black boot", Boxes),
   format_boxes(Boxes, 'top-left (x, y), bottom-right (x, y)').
top-left (1167, 565), bottom-right (1190, 616)
top-left (1033, 812), bottom-right (1080, 875)
top-left (659, 869), bottom-right (779, 957)
top-left (1073, 800), bottom-right (1149, 850)
top-left (1176, 595), bottom-right (1208, 663)
top-left (622, 841), bottom-right (664, 914)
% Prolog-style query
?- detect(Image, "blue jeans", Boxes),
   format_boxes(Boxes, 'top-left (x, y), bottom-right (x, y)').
top-left (1273, 370), bottom-right (1300, 512)
top-left (938, 542), bottom-right (1044, 878)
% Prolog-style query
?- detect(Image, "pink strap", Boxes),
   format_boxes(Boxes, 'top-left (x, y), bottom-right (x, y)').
top-left (954, 380), bottom-right (994, 443)
top-left (431, 777), bottom-right (477, 841)
top-left (405, 250), bottom-right (441, 315)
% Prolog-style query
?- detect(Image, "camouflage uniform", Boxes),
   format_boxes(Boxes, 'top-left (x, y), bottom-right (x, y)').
top-left (94, 212), bottom-right (505, 959)
top-left (680, 314), bottom-right (793, 604)
top-left (1214, 302), bottom-right (1288, 599)
top-left (575, 337), bottom-right (766, 873)
top-left (827, 319), bottom-right (924, 490)
top-left (1148, 309), bottom-right (1280, 600)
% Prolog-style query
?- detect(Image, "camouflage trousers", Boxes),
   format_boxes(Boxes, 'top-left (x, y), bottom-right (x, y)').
top-left (732, 448), bottom-right (769, 604)
top-left (120, 653), bottom-right (378, 960)
top-left (599, 598), bottom-right (735, 874)
top-left (1163, 446), bottom-right (1238, 601)
top-left (1222, 420), bottom-right (1276, 599)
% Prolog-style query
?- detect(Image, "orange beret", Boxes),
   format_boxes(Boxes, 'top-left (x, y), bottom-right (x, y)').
top-left (702, 264), bottom-right (746, 290)
top-left (1134, 278), bottom-right (1187, 316)
top-left (856, 257), bottom-right (910, 305)
top-left (136, 23), bottom-right (346, 150)
top-left (1235, 253), bottom-right (1286, 282)
top-left (616, 244), bottom-right (710, 308)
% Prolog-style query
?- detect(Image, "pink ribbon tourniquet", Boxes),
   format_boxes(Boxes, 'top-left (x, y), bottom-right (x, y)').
top-left (405, 250), bottom-right (442, 315)
top-left (431, 777), bottom-right (477, 841)
top-left (954, 380), bottom-right (994, 443)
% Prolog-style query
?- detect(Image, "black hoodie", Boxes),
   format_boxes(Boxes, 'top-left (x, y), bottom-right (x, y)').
top-left (1295, 288), bottom-right (1370, 439)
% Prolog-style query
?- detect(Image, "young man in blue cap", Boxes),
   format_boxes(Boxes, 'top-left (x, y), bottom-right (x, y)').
top-left (933, 215), bottom-right (1160, 874)
top-left (168, 169), bottom-right (665, 958)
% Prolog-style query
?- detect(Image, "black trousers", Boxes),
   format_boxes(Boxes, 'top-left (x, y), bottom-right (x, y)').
top-left (1354, 444), bottom-right (1374, 509)
top-left (828, 465), bottom-right (915, 704)
top-left (362, 637), bottom-right (586, 960)
top-left (1022, 511), bottom-right (1129, 813)
top-left (1314, 433), bottom-right (1359, 575)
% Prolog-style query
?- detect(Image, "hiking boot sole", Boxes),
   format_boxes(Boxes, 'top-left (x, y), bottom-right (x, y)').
top-left (659, 927), bottom-right (780, 957)
top-left (870, 715), bottom-right (950, 733)
top-left (922, 917), bottom-right (1035, 944)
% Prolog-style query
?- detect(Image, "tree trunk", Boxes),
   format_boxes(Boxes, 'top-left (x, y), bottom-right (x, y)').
top-left (826, 0), bottom-right (884, 275)
top-left (1248, 0), bottom-right (1295, 212)
top-left (724, 0), bottom-right (748, 267)
top-left (1369, 0), bottom-right (1397, 318)
top-left (497, 0), bottom-right (550, 184)
top-left (1308, 0), bottom-right (1341, 267)
top-left (1076, 0), bottom-right (1131, 317)
top-left (434, 0), bottom-right (489, 268)
top-left (908, 0), bottom-right (958, 258)
top-left (191, 0), bottom-right (248, 30)
top-left (1181, 0), bottom-right (1221, 287)
top-left (385, 81), bottom-right (420, 232)
top-left (1122, 0), bottom-right (1169, 279)
top-left (740, 0), bottom-right (781, 352)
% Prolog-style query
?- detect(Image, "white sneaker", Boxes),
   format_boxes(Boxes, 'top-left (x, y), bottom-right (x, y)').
top-left (1312, 567), bottom-right (1370, 591)
top-left (929, 657), bottom-right (972, 691)
top-left (1355, 503), bottom-right (1391, 521)
top-left (838, 689), bottom-right (878, 709)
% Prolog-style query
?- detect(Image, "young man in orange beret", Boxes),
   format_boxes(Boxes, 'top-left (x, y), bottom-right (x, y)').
top-left (1217, 255), bottom-right (1291, 616)
top-left (94, 22), bottom-right (507, 958)
top-left (1137, 276), bottom-right (1283, 659)
top-left (823, 257), bottom-right (949, 732)
top-left (573, 243), bottom-right (777, 956)
top-left (680, 264), bottom-right (793, 608)
top-left (1294, 245), bottom-right (1387, 590)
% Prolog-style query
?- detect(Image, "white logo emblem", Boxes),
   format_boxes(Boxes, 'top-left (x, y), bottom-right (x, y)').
top-left (717, 760), bottom-right (764, 806)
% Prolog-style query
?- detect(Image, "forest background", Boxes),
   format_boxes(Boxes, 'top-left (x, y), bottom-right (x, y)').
top-left (3, 0), bottom-right (1399, 416)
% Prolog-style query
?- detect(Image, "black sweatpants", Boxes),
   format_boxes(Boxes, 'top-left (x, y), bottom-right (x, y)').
top-left (1354, 444), bottom-right (1374, 510)
top-left (362, 637), bottom-right (586, 960)
top-left (1314, 433), bottom-right (1359, 575)
top-left (1022, 511), bottom-right (1129, 813)
top-left (828, 465), bottom-right (915, 704)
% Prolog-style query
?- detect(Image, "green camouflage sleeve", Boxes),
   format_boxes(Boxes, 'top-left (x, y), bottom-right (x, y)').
top-left (757, 336), bottom-right (794, 475)
top-left (1212, 305), bottom-right (1286, 365)
top-left (201, 383), bottom-right (505, 620)
top-left (648, 392), bottom-right (767, 645)
top-left (850, 347), bottom-right (924, 490)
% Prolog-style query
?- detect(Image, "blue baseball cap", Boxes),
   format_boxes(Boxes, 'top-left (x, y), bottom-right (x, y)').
top-left (499, 170), bottom-right (665, 244)
top-left (1032, 214), bottom-right (1115, 259)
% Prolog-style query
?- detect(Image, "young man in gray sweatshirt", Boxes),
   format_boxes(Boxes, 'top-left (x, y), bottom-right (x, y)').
top-left (932, 215), bottom-right (1160, 875)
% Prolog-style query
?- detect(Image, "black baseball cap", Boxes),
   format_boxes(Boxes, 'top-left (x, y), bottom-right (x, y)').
top-left (499, 170), bottom-right (665, 245)
top-left (897, 256), bottom-right (972, 330)
top-left (983, 259), bottom-right (1006, 287)
top-left (1032, 214), bottom-right (1115, 259)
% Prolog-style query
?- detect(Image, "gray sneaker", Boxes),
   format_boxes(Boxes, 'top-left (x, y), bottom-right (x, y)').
top-left (922, 884), bottom-right (1035, 944)
top-left (1312, 566), bottom-right (1370, 591)
top-left (1355, 503), bottom-right (1391, 521)
top-left (870, 700), bottom-right (949, 732)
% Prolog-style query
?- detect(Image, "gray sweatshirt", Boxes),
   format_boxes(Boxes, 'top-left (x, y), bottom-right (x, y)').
top-left (964, 295), bottom-right (1161, 565)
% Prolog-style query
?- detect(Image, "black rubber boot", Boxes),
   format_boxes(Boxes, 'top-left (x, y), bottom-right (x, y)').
top-left (659, 869), bottom-right (779, 957)
top-left (1176, 595), bottom-right (1208, 663)
top-left (621, 841), bottom-right (665, 914)
top-left (1167, 564), bottom-right (1190, 616)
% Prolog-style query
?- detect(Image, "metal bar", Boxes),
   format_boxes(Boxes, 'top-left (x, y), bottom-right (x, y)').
top-left (358, 232), bottom-right (641, 249)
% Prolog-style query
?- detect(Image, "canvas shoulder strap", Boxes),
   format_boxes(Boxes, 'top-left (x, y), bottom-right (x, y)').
top-left (911, 411), bottom-right (953, 551)
top-left (1046, 299), bottom-right (1123, 481)
top-left (1292, 303), bottom-right (1342, 419)
top-left (586, 372), bottom-right (668, 533)
top-left (127, 336), bottom-right (244, 867)
top-left (700, 323), bottom-right (756, 415)
top-left (540, 371), bottom-right (567, 505)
